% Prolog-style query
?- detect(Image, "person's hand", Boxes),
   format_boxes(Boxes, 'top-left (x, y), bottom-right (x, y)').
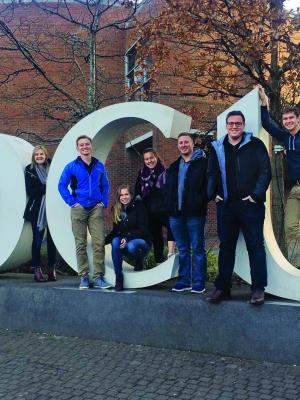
top-left (242, 195), bottom-right (256, 203)
top-left (72, 203), bottom-right (81, 208)
top-left (120, 238), bottom-right (127, 249)
top-left (257, 85), bottom-right (268, 107)
top-left (215, 195), bottom-right (223, 203)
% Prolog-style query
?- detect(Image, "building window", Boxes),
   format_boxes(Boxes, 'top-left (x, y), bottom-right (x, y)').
top-left (125, 41), bottom-right (151, 101)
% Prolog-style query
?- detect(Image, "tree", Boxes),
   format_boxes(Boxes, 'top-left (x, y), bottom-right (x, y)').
top-left (0, 0), bottom-right (140, 140)
top-left (137, 0), bottom-right (299, 120)
top-left (137, 0), bottom-right (300, 249)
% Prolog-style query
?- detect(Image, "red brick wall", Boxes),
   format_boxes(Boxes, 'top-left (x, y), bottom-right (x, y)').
top-left (0, 3), bottom-right (126, 141)
top-left (0, 1), bottom-right (218, 241)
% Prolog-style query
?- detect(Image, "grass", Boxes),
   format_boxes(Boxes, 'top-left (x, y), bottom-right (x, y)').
top-left (143, 246), bottom-right (219, 282)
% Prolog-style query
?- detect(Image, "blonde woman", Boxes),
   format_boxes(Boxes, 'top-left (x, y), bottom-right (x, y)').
top-left (24, 145), bottom-right (57, 282)
top-left (105, 185), bottom-right (151, 291)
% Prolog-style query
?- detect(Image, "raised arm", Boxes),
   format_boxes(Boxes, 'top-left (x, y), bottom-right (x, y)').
top-left (258, 85), bottom-right (286, 141)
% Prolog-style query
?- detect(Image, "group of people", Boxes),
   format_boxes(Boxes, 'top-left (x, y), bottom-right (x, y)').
top-left (23, 88), bottom-right (300, 305)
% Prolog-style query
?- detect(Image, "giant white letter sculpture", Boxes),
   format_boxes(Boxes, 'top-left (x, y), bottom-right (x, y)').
top-left (217, 88), bottom-right (300, 301)
top-left (3, 95), bottom-right (300, 299)
top-left (0, 134), bottom-right (33, 270)
top-left (47, 102), bottom-right (192, 288)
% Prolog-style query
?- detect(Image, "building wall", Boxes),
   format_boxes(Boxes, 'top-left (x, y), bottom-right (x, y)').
top-left (0, 3), bottom-right (126, 152)
top-left (0, 1), bottom-right (218, 242)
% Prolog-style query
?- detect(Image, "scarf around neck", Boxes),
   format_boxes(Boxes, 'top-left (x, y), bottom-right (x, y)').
top-left (35, 164), bottom-right (49, 231)
top-left (138, 159), bottom-right (166, 198)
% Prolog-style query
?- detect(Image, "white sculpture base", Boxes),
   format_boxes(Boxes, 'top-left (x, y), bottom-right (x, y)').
top-left (217, 88), bottom-right (300, 301)
top-left (0, 134), bottom-right (33, 270)
top-left (47, 102), bottom-right (192, 288)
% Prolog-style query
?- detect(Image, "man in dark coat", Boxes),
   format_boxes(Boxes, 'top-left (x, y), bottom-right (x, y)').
top-left (206, 110), bottom-right (271, 305)
top-left (165, 132), bottom-right (208, 293)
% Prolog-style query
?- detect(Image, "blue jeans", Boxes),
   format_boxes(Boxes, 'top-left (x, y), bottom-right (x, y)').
top-left (169, 216), bottom-right (207, 285)
top-left (215, 200), bottom-right (267, 291)
top-left (31, 223), bottom-right (56, 269)
top-left (111, 237), bottom-right (150, 275)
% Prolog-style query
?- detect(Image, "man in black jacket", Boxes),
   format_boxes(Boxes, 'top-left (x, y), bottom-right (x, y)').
top-left (165, 132), bottom-right (208, 293)
top-left (206, 110), bottom-right (271, 305)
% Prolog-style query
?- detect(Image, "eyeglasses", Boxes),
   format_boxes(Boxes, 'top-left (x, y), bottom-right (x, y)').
top-left (226, 121), bottom-right (244, 127)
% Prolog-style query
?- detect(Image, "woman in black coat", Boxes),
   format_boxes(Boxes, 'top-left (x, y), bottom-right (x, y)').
top-left (106, 184), bottom-right (151, 291)
top-left (24, 145), bottom-right (56, 282)
top-left (135, 148), bottom-right (175, 263)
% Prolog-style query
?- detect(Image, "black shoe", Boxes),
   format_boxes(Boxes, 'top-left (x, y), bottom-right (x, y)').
top-left (115, 274), bottom-right (124, 291)
top-left (206, 289), bottom-right (231, 303)
top-left (250, 290), bottom-right (264, 305)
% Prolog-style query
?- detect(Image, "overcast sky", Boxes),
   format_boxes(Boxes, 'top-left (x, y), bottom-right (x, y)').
top-left (284, 0), bottom-right (299, 10)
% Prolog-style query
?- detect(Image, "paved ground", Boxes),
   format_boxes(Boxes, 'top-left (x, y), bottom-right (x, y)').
top-left (0, 330), bottom-right (299, 400)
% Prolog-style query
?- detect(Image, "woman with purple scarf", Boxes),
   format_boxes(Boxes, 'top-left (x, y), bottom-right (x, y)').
top-left (135, 148), bottom-right (175, 263)
top-left (24, 145), bottom-right (57, 282)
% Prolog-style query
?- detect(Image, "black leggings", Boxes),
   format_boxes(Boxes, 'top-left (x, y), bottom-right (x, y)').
top-left (149, 215), bottom-right (174, 263)
top-left (31, 223), bottom-right (56, 270)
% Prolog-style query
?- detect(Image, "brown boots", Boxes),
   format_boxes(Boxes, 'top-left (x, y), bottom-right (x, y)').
top-left (34, 266), bottom-right (57, 282)
top-left (47, 266), bottom-right (57, 281)
top-left (34, 267), bottom-right (46, 282)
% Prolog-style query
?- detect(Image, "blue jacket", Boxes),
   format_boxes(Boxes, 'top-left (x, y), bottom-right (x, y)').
top-left (58, 157), bottom-right (109, 208)
top-left (261, 106), bottom-right (300, 182)
top-left (207, 132), bottom-right (271, 203)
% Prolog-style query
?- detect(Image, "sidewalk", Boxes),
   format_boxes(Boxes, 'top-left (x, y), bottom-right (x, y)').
top-left (0, 329), bottom-right (299, 400)
top-left (0, 273), bottom-right (300, 366)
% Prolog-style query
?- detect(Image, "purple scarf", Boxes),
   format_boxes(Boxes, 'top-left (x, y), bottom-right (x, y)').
top-left (137, 160), bottom-right (166, 198)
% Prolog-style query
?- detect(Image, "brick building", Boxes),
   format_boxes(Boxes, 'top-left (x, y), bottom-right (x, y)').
top-left (0, 0), bottom-right (218, 243)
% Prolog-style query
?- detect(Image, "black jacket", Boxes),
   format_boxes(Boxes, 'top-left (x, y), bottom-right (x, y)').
top-left (207, 133), bottom-right (271, 203)
top-left (23, 161), bottom-right (50, 224)
top-left (135, 183), bottom-right (166, 217)
top-left (105, 199), bottom-right (152, 245)
top-left (164, 152), bottom-right (208, 217)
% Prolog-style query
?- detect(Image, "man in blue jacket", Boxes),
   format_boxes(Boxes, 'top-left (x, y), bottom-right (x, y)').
top-left (206, 111), bottom-right (271, 305)
top-left (58, 135), bottom-right (111, 290)
top-left (259, 85), bottom-right (300, 267)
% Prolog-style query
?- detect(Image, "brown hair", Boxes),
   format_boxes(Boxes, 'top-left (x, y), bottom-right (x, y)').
top-left (226, 110), bottom-right (245, 124)
top-left (177, 132), bottom-right (195, 142)
top-left (142, 147), bottom-right (158, 157)
top-left (142, 147), bottom-right (162, 166)
top-left (282, 107), bottom-right (299, 118)
top-left (76, 135), bottom-right (92, 146)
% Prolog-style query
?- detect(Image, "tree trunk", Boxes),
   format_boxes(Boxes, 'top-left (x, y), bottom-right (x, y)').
top-left (87, 30), bottom-right (97, 113)
top-left (269, 0), bottom-right (286, 254)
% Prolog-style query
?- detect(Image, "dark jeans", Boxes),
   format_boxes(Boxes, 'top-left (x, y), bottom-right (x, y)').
top-left (149, 215), bottom-right (174, 263)
top-left (169, 216), bottom-right (207, 285)
top-left (31, 223), bottom-right (56, 270)
top-left (111, 237), bottom-right (150, 275)
top-left (215, 200), bottom-right (267, 291)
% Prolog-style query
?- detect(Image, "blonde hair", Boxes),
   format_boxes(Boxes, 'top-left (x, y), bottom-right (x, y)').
top-left (31, 145), bottom-right (48, 169)
top-left (113, 184), bottom-right (133, 223)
